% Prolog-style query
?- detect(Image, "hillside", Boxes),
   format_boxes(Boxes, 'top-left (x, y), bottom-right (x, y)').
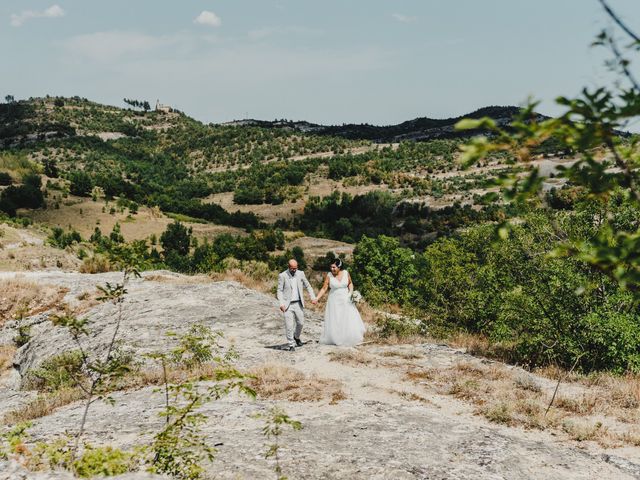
top-left (0, 96), bottom-right (544, 249)
top-left (225, 105), bottom-right (528, 142)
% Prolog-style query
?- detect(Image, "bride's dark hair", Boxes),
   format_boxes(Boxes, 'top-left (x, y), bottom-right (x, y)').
top-left (330, 258), bottom-right (343, 270)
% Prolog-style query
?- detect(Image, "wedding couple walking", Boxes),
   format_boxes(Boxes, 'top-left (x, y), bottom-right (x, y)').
top-left (277, 258), bottom-right (365, 351)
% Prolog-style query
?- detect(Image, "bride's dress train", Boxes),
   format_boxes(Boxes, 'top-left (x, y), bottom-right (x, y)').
top-left (319, 270), bottom-right (365, 346)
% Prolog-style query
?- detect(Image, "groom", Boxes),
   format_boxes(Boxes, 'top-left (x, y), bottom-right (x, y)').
top-left (277, 259), bottom-right (317, 351)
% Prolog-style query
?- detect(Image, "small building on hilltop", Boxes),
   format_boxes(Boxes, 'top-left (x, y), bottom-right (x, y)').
top-left (155, 99), bottom-right (172, 114)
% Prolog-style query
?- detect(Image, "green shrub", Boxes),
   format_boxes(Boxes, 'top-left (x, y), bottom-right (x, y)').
top-left (47, 227), bottom-right (82, 249)
top-left (69, 170), bottom-right (93, 197)
top-left (351, 235), bottom-right (418, 306)
top-left (0, 172), bottom-right (12, 185)
top-left (73, 445), bottom-right (136, 477)
top-left (25, 351), bottom-right (84, 392)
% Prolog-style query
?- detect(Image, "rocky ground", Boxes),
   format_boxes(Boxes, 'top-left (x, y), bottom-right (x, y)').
top-left (1, 271), bottom-right (639, 479)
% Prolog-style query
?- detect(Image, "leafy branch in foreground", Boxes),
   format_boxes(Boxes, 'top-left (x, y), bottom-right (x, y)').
top-left (146, 324), bottom-right (256, 480)
top-left (49, 248), bottom-right (142, 462)
top-left (456, 0), bottom-right (640, 294)
top-left (259, 407), bottom-right (302, 480)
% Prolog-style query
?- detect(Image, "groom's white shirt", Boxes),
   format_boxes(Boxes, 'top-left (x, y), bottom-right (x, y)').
top-left (277, 269), bottom-right (316, 310)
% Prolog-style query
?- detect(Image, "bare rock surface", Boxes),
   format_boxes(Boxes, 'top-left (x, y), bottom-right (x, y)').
top-left (1, 271), bottom-right (639, 479)
top-left (0, 460), bottom-right (165, 480)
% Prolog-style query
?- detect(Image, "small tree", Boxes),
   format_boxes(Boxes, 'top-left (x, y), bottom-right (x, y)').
top-left (69, 171), bottom-right (93, 197)
top-left (161, 222), bottom-right (192, 258)
top-left (260, 407), bottom-right (302, 480)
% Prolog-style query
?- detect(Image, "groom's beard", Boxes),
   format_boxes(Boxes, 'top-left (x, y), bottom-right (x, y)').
top-left (289, 270), bottom-right (296, 275)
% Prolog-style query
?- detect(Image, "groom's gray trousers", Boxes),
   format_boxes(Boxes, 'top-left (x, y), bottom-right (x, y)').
top-left (283, 301), bottom-right (304, 347)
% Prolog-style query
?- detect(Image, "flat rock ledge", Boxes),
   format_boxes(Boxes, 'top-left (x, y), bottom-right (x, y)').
top-left (0, 271), bottom-right (639, 479)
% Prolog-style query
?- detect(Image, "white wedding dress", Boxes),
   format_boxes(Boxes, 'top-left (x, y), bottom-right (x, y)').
top-left (319, 270), bottom-right (366, 346)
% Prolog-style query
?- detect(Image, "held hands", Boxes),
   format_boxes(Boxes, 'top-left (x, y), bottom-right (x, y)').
top-left (312, 298), bottom-right (318, 305)
top-left (280, 305), bottom-right (286, 312)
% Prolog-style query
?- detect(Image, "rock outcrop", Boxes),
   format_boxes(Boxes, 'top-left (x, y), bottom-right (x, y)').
top-left (0, 271), bottom-right (639, 479)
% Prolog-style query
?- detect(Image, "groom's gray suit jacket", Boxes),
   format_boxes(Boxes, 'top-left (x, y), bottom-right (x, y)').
top-left (277, 270), bottom-right (316, 310)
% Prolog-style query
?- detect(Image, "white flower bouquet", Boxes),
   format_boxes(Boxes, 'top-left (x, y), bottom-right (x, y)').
top-left (349, 290), bottom-right (363, 304)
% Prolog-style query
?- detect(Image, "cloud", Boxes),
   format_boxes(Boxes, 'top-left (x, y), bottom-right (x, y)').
top-left (10, 4), bottom-right (65, 27)
top-left (194, 11), bottom-right (221, 28)
top-left (62, 31), bottom-right (181, 63)
top-left (392, 13), bottom-right (417, 24)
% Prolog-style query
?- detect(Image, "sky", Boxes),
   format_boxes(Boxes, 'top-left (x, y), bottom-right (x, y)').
top-left (2, 1), bottom-right (640, 125)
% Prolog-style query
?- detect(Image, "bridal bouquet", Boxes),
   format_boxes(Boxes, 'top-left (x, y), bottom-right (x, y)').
top-left (349, 290), bottom-right (363, 304)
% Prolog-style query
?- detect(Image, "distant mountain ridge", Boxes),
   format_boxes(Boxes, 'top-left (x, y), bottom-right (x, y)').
top-left (1, 97), bottom-right (537, 146)
top-left (221, 106), bottom-right (532, 142)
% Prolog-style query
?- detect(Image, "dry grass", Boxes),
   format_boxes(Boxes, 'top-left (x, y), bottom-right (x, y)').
top-left (388, 388), bottom-right (435, 405)
top-left (591, 373), bottom-right (640, 410)
top-left (79, 255), bottom-right (113, 273)
top-left (327, 349), bottom-right (376, 366)
top-left (398, 355), bottom-right (640, 447)
top-left (4, 387), bottom-right (85, 425)
top-left (446, 332), bottom-right (517, 363)
top-left (354, 302), bottom-right (379, 326)
top-left (4, 362), bottom-right (224, 424)
top-left (248, 363), bottom-right (345, 402)
top-left (480, 403), bottom-right (515, 426)
top-left (380, 348), bottom-right (424, 360)
top-left (533, 364), bottom-right (583, 383)
top-left (118, 363), bottom-right (221, 390)
top-left (404, 367), bottom-right (437, 383)
top-left (144, 273), bottom-right (211, 284)
top-left (0, 278), bottom-right (67, 324)
top-left (209, 268), bottom-right (275, 295)
top-left (514, 374), bottom-right (542, 393)
top-left (0, 344), bottom-right (16, 374)
top-left (561, 420), bottom-right (607, 442)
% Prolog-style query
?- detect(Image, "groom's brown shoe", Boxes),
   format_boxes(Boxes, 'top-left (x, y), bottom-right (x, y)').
top-left (294, 337), bottom-right (303, 347)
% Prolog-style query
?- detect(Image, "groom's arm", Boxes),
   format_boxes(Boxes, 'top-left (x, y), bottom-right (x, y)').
top-left (277, 273), bottom-right (286, 309)
top-left (301, 272), bottom-right (317, 302)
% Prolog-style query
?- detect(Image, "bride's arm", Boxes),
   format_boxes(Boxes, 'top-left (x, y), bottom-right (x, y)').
top-left (315, 273), bottom-right (330, 301)
top-left (347, 271), bottom-right (354, 293)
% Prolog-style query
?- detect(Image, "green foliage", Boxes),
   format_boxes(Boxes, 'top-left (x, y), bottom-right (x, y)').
top-left (351, 235), bottom-right (418, 306)
top-left (161, 221), bottom-right (192, 266)
top-left (14, 324), bottom-right (31, 347)
top-left (260, 407), bottom-right (302, 480)
top-left (169, 324), bottom-right (225, 370)
top-left (154, 223), bottom-right (287, 274)
top-left (69, 170), bottom-right (93, 197)
top-left (311, 250), bottom-right (346, 271)
top-left (0, 173), bottom-right (44, 216)
top-left (42, 158), bottom-right (59, 178)
top-left (353, 209), bottom-right (640, 372)
top-left (147, 326), bottom-right (255, 480)
top-left (269, 245), bottom-right (307, 272)
top-left (374, 315), bottom-right (425, 339)
top-left (148, 383), bottom-right (215, 480)
top-left (0, 172), bottom-right (12, 185)
top-left (47, 226), bottom-right (82, 248)
top-left (30, 437), bottom-right (138, 478)
top-left (109, 222), bottom-right (124, 244)
top-left (26, 350), bottom-right (84, 392)
top-left (455, 11), bottom-right (640, 294)
top-left (0, 423), bottom-right (31, 460)
top-left (295, 190), bottom-right (506, 247)
top-left (73, 445), bottom-right (136, 478)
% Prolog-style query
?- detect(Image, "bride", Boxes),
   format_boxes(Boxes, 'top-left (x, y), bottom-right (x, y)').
top-left (316, 258), bottom-right (366, 346)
